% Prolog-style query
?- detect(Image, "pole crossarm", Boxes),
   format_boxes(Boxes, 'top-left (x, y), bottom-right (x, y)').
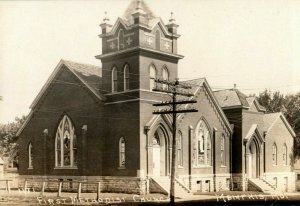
top-left (151, 78), bottom-right (198, 205)
top-left (152, 88), bottom-right (194, 97)
top-left (153, 100), bottom-right (197, 106)
top-left (153, 109), bottom-right (198, 115)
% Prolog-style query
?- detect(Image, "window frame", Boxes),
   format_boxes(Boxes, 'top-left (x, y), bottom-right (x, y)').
top-left (112, 66), bottom-right (118, 93)
top-left (123, 64), bottom-right (130, 91)
top-left (118, 29), bottom-right (124, 50)
top-left (220, 134), bottom-right (226, 166)
top-left (195, 120), bottom-right (212, 167)
top-left (55, 115), bottom-right (77, 169)
top-left (272, 143), bottom-right (277, 166)
top-left (119, 137), bottom-right (126, 169)
top-left (162, 67), bottom-right (169, 90)
top-left (283, 143), bottom-right (287, 166)
top-left (149, 64), bottom-right (157, 90)
top-left (177, 131), bottom-right (183, 168)
top-left (28, 143), bottom-right (33, 169)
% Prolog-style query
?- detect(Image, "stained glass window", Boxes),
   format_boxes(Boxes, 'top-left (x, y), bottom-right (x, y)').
top-left (195, 120), bottom-right (211, 166)
top-left (55, 115), bottom-right (77, 168)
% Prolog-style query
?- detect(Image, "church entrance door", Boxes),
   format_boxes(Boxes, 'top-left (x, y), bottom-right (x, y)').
top-left (248, 140), bottom-right (258, 178)
top-left (152, 129), bottom-right (167, 176)
top-left (153, 145), bottom-right (160, 176)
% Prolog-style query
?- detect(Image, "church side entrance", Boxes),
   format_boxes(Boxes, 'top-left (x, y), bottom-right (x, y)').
top-left (152, 128), bottom-right (168, 176)
top-left (247, 139), bottom-right (260, 179)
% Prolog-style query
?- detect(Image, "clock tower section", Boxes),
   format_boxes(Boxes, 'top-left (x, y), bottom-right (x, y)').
top-left (96, 0), bottom-right (183, 103)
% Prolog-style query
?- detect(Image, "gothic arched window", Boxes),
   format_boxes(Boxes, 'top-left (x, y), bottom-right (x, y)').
top-left (283, 143), bottom-right (287, 165)
top-left (272, 143), bottom-right (277, 166)
top-left (119, 137), bottom-right (126, 168)
top-left (177, 131), bottom-right (183, 167)
top-left (28, 143), bottom-right (33, 168)
top-left (220, 135), bottom-right (226, 166)
top-left (55, 115), bottom-right (77, 168)
top-left (162, 67), bottom-right (169, 90)
top-left (155, 30), bottom-right (161, 50)
top-left (149, 65), bottom-right (157, 90)
top-left (112, 66), bottom-right (118, 93)
top-left (124, 64), bottom-right (130, 91)
top-left (195, 120), bottom-right (212, 166)
top-left (118, 29), bottom-right (124, 50)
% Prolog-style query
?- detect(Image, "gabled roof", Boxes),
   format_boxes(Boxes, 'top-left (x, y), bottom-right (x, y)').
top-left (246, 96), bottom-right (266, 112)
top-left (17, 60), bottom-right (105, 137)
top-left (263, 112), bottom-right (296, 137)
top-left (30, 59), bottom-right (104, 109)
top-left (243, 124), bottom-right (264, 144)
top-left (179, 78), bottom-right (233, 134)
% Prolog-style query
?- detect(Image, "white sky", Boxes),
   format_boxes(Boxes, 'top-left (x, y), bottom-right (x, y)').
top-left (1, 0), bottom-right (300, 123)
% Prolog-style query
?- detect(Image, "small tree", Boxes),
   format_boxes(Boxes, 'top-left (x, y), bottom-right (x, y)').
top-left (0, 116), bottom-right (26, 157)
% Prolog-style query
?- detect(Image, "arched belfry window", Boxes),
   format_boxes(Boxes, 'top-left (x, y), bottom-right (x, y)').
top-left (283, 143), bottom-right (287, 165)
top-left (55, 115), bottom-right (77, 168)
top-left (118, 29), bottom-right (124, 50)
top-left (149, 65), bottom-right (157, 90)
top-left (177, 131), bottom-right (183, 167)
top-left (28, 143), bottom-right (33, 168)
top-left (195, 120), bottom-right (212, 166)
top-left (119, 137), bottom-right (126, 168)
top-left (124, 64), bottom-right (130, 91)
top-left (272, 143), bottom-right (277, 166)
top-left (162, 67), bottom-right (169, 90)
top-left (220, 135), bottom-right (226, 166)
top-left (155, 30), bottom-right (161, 50)
top-left (112, 66), bottom-right (118, 93)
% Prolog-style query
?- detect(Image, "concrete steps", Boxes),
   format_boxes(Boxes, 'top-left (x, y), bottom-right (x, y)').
top-left (150, 176), bottom-right (193, 198)
top-left (248, 178), bottom-right (276, 194)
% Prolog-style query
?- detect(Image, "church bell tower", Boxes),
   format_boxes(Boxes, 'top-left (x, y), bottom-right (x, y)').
top-left (96, 0), bottom-right (183, 102)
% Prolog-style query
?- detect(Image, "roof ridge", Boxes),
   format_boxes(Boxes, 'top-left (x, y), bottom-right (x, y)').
top-left (61, 59), bottom-right (101, 69)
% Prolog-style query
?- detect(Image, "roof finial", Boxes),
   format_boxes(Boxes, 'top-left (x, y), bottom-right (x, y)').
top-left (103, 11), bottom-right (110, 23)
top-left (136, 0), bottom-right (142, 10)
top-left (234, 83), bottom-right (237, 89)
top-left (169, 11), bottom-right (176, 23)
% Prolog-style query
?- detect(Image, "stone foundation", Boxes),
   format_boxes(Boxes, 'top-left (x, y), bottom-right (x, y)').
top-left (232, 173), bottom-right (246, 191)
top-left (262, 172), bottom-right (295, 192)
top-left (18, 176), bottom-right (148, 194)
top-left (178, 174), bottom-right (231, 192)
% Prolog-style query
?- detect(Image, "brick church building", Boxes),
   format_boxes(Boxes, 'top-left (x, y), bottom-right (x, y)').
top-left (16, 0), bottom-right (295, 195)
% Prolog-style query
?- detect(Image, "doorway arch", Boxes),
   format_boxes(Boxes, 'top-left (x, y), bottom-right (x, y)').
top-left (152, 126), bottom-right (169, 176)
top-left (247, 138), bottom-right (260, 178)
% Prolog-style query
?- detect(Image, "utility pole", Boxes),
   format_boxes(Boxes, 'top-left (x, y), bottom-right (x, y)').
top-left (152, 78), bottom-right (198, 205)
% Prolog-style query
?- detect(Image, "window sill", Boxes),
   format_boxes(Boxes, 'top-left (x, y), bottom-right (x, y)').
top-left (220, 165), bottom-right (227, 168)
top-left (54, 166), bottom-right (78, 170)
top-left (118, 167), bottom-right (126, 170)
top-left (177, 166), bottom-right (184, 169)
top-left (272, 164), bottom-right (277, 167)
top-left (28, 167), bottom-right (33, 170)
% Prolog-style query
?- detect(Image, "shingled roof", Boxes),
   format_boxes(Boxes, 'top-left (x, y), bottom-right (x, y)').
top-left (122, 0), bottom-right (157, 24)
top-left (62, 60), bottom-right (102, 99)
top-left (213, 89), bottom-right (250, 108)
